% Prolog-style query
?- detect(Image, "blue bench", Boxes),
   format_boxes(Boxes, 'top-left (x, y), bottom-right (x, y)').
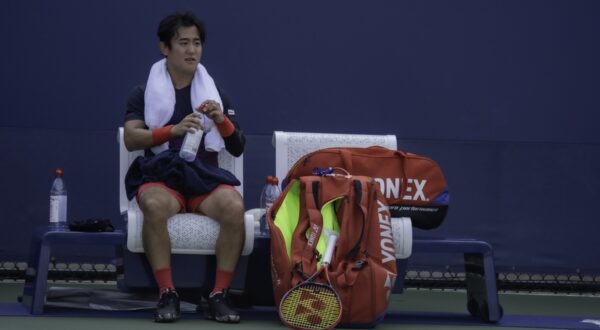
top-left (21, 228), bottom-right (126, 314)
top-left (403, 238), bottom-right (503, 322)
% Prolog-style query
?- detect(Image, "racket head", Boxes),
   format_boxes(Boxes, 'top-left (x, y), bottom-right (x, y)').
top-left (279, 281), bottom-right (342, 330)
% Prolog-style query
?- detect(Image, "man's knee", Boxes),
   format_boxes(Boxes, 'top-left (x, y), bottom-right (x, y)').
top-left (139, 194), bottom-right (177, 220)
top-left (213, 191), bottom-right (245, 225)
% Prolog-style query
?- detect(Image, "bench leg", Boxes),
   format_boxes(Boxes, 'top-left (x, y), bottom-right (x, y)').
top-left (21, 240), bottom-right (51, 314)
top-left (21, 230), bottom-right (51, 314)
top-left (464, 252), bottom-right (503, 322)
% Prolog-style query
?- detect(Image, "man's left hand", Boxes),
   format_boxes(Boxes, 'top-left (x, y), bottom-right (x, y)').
top-left (199, 100), bottom-right (224, 124)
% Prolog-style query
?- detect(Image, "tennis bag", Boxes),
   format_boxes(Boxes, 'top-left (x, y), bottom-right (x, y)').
top-left (268, 173), bottom-right (398, 327)
top-left (283, 146), bottom-right (450, 230)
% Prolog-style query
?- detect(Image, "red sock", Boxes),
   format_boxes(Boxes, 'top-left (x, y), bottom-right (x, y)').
top-left (211, 268), bottom-right (234, 295)
top-left (154, 267), bottom-right (175, 294)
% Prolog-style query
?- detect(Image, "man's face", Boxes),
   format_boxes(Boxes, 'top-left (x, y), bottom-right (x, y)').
top-left (161, 25), bottom-right (202, 77)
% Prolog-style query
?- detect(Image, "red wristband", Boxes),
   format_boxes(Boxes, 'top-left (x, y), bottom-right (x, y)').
top-left (151, 125), bottom-right (174, 145)
top-left (216, 117), bottom-right (235, 137)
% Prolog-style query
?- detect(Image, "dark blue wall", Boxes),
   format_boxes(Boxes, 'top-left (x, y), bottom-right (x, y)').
top-left (1, 0), bottom-right (599, 274)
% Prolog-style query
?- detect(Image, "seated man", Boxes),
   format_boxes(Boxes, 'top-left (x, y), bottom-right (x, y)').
top-left (123, 11), bottom-right (245, 323)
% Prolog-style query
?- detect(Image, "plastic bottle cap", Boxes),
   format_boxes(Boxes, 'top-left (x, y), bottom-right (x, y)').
top-left (55, 168), bottom-right (63, 177)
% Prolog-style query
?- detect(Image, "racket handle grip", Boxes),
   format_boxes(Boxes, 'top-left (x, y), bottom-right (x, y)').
top-left (322, 233), bottom-right (338, 265)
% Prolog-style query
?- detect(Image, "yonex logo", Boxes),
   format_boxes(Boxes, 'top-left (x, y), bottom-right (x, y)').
top-left (293, 290), bottom-right (334, 327)
top-left (377, 200), bottom-right (396, 264)
top-left (307, 224), bottom-right (319, 248)
top-left (374, 177), bottom-right (429, 201)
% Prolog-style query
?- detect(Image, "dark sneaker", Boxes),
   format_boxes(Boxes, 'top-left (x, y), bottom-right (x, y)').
top-left (154, 289), bottom-right (181, 323)
top-left (205, 289), bottom-right (240, 323)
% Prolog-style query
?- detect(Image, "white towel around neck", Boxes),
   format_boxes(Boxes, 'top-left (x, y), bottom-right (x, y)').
top-left (144, 58), bottom-right (225, 154)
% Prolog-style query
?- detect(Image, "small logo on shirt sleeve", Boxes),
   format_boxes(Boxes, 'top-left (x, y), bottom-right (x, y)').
top-left (227, 109), bottom-right (236, 116)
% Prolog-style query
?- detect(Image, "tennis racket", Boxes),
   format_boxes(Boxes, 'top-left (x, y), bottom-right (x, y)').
top-left (279, 233), bottom-right (341, 330)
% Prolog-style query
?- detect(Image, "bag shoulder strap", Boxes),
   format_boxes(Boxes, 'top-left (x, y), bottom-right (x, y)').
top-left (301, 178), bottom-right (323, 274)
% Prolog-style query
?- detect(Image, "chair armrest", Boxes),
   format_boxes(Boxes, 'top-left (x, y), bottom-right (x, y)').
top-left (246, 208), bottom-right (265, 235)
top-left (392, 217), bottom-right (413, 259)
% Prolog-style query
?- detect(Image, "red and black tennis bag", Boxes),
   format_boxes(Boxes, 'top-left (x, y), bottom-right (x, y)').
top-left (283, 146), bottom-right (449, 230)
top-left (268, 173), bottom-right (398, 327)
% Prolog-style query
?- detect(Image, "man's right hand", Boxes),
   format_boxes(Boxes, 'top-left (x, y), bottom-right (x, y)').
top-left (172, 112), bottom-right (203, 137)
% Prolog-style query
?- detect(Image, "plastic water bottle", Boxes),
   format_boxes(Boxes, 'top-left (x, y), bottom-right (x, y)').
top-left (49, 168), bottom-right (68, 230)
top-left (179, 113), bottom-right (204, 162)
top-left (260, 176), bottom-right (281, 236)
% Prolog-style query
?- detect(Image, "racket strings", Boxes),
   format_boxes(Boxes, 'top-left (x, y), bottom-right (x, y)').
top-left (280, 283), bottom-right (341, 330)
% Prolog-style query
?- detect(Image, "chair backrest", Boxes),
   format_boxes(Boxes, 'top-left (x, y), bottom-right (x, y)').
top-left (272, 130), bottom-right (397, 183)
top-left (117, 127), bottom-right (244, 215)
top-left (272, 130), bottom-right (411, 259)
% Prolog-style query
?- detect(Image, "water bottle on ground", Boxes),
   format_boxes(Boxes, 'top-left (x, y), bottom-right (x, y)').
top-left (260, 176), bottom-right (281, 237)
top-left (49, 168), bottom-right (68, 231)
top-left (179, 112), bottom-right (204, 162)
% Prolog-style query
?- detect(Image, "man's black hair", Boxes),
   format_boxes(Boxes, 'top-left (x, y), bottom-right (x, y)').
top-left (158, 11), bottom-right (206, 49)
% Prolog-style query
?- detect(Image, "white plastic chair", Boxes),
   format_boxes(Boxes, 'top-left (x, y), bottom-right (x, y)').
top-left (117, 127), bottom-right (254, 256)
top-left (272, 131), bottom-right (412, 259)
